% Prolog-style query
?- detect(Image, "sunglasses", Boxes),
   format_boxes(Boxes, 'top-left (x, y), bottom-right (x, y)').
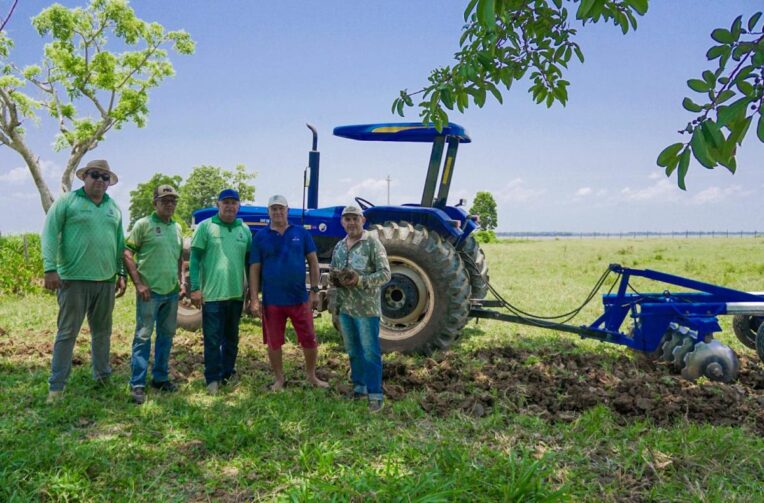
top-left (87, 171), bottom-right (111, 182)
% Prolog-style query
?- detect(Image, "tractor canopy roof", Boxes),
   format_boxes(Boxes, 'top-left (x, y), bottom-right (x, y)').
top-left (333, 122), bottom-right (471, 143)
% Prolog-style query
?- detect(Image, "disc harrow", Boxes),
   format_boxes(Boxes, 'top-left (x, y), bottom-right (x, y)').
top-left (470, 264), bottom-right (762, 383)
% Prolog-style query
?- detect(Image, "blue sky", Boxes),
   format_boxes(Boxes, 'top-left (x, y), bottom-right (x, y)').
top-left (1, 0), bottom-right (762, 233)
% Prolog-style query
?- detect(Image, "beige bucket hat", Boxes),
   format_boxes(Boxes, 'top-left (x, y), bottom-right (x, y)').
top-left (75, 159), bottom-right (119, 185)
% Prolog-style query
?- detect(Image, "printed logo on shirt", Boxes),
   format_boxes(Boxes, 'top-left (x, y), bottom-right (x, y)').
top-left (351, 254), bottom-right (367, 270)
top-left (155, 226), bottom-right (162, 234)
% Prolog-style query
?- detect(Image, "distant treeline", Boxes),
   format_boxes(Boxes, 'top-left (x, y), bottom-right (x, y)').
top-left (499, 231), bottom-right (763, 239)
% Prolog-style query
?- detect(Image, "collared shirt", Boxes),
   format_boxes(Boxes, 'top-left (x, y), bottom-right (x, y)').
top-left (250, 224), bottom-right (317, 306)
top-left (126, 212), bottom-right (183, 295)
top-left (41, 188), bottom-right (125, 281)
top-left (190, 214), bottom-right (252, 302)
top-left (331, 230), bottom-right (391, 318)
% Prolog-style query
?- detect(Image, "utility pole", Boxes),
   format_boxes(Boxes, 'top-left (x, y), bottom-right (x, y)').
top-left (385, 175), bottom-right (391, 204)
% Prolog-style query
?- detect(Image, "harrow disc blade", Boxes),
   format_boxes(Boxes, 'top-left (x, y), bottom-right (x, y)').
top-left (661, 332), bottom-right (683, 363)
top-left (671, 337), bottom-right (695, 372)
top-left (681, 340), bottom-right (740, 383)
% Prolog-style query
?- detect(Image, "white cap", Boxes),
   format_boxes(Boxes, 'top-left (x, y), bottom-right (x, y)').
top-left (268, 194), bottom-right (288, 207)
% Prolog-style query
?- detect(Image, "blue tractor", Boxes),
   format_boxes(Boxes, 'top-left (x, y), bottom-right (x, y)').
top-left (177, 122), bottom-right (490, 354)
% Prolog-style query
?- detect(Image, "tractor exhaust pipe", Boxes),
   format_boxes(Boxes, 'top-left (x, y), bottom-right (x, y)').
top-left (306, 124), bottom-right (320, 209)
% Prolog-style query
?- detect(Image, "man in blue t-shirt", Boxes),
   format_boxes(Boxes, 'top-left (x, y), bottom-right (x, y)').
top-left (249, 195), bottom-right (329, 391)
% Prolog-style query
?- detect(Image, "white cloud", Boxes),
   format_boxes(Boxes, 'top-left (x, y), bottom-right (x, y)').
top-left (575, 187), bottom-right (593, 196)
top-left (648, 171), bottom-right (663, 180)
top-left (0, 167), bottom-right (30, 183)
top-left (495, 178), bottom-right (546, 203)
top-left (322, 177), bottom-right (406, 207)
top-left (691, 185), bottom-right (752, 205)
top-left (0, 160), bottom-right (63, 185)
top-left (620, 179), bottom-right (678, 202)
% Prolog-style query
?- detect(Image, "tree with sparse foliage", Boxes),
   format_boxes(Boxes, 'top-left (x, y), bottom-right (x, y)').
top-left (0, 0), bottom-right (194, 213)
top-left (392, 1), bottom-right (763, 189)
top-left (177, 165), bottom-right (256, 226)
top-left (127, 172), bottom-right (182, 229)
top-left (470, 191), bottom-right (498, 231)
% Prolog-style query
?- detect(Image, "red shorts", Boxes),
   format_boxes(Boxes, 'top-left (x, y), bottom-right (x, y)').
top-left (262, 302), bottom-right (318, 350)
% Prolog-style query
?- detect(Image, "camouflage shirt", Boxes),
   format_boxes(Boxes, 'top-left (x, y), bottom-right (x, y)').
top-left (331, 231), bottom-right (391, 318)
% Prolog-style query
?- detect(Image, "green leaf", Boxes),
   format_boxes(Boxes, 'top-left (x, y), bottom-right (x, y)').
top-left (690, 127), bottom-right (716, 169)
top-left (730, 15), bottom-right (742, 39)
top-left (728, 116), bottom-right (753, 146)
top-left (627, 0), bottom-right (649, 16)
top-left (676, 148), bottom-right (690, 190)
top-left (664, 154), bottom-right (681, 177)
top-left (706, 45), bottom-right (725, 60)
top-left (682, 97), bottom-right (703, 113)
top-left (464, 0), bottom-right (479, 21)
top-left (737, 80), bottom-right (754, 96)
top-left (748, 12), bottom-right (762, 31)
top-left (720, 156), bottom-right (736, 174)
top-left (687, 79), bottom-right (709, 93)
top-left (711, 28), bottom-right (734, 44)
top-left (657, 142), bottom-right (684, 167)
top-left (715, 90), bottom-right (735, 105)
top-left (573, 44), bottom-right (584, 63)
top-left (701, 120), bottom-right (725, 151)
top-left (701, 70), bottom-right (716, 87)
top-left (487, 84), bottom-right (503, 104)
top-left (717, 97), bottom-right (751, 127)
top-left (757, 114), bottom-right (764, 143)
top-left (576, 0), bottom-right (596, 20)
top-left (477, 0), bottom-right (496, 28)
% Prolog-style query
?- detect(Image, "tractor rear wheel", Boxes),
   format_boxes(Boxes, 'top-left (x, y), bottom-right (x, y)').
top-left (459, 235), bottom-right (489, 299)
top-left (732, 314), bottom-right (761, 350)
top-left (369, 221), bottom-right (471, 354)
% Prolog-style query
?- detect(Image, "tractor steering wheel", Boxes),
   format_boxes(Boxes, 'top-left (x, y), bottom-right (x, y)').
top-left (354, 197), bottom-right (375, 210)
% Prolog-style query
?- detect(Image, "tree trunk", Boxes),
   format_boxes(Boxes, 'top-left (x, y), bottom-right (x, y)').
top-left (10, 134), bottom-right (55, 213)
top-left (63, 147), bottom-right (88, 194)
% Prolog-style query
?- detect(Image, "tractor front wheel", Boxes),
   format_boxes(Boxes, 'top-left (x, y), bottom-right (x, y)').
top-left (370, 221), bottom-right (471, 354)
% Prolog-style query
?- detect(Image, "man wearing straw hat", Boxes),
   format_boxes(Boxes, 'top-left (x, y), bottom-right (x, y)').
top-left (42, 159), bottom-right (127, 403)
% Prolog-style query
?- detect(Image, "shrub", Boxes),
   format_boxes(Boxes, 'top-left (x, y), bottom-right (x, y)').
top-left (0, 234), bottom-right (44, 296)
top-left (474, 230), bottom-right (498, 243)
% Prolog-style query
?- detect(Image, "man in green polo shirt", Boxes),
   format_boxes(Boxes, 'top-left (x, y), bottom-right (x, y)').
top-left (123, 184), bottom-right (184, 405)
top-left (42, 159), bottom-right (127, 403)
top-left (189, 189), bottom-right (252, 395)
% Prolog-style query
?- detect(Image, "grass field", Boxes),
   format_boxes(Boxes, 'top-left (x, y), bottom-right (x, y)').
top-left (1, 238), bottom-right (763, 501)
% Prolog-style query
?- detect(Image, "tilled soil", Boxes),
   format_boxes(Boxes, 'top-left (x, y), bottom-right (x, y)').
top-left (4, 326), bottom-right (763, 433)
top-left (375, 342), bottom-right (764, 434)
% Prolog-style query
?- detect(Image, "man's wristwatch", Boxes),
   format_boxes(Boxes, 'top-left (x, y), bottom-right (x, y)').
top-left (310, 286), bottom-right (320, 293)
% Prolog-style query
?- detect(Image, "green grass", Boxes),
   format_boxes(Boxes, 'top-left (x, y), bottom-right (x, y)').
top-left (1, 238), bottom-right (764, 501)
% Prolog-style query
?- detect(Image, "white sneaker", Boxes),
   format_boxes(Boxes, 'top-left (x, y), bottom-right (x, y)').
top-left (47, 390), bottom-right (63, 404)
top-left (207, 381), bottom-right (220, 395)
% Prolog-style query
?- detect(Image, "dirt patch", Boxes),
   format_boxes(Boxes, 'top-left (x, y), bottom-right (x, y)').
top-left (381, 343), bottom-right (764, 434)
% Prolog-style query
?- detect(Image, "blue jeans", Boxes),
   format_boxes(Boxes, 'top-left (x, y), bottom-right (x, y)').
top-left (338, 313), bottom-right (383, 401)
top-left (202, 300), bottom-right (243, 384)
top-left (130, 292), bottom-right (179, 388)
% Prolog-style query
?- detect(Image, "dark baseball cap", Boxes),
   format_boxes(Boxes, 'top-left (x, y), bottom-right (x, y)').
top-left (218, 189), bottom-right (240, 201)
